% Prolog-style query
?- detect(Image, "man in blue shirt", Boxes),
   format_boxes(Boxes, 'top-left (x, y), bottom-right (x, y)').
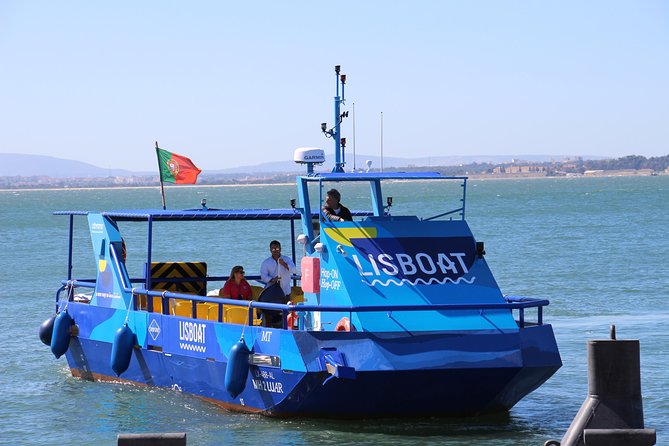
top-left (260, 240), bottom-right (297, 298)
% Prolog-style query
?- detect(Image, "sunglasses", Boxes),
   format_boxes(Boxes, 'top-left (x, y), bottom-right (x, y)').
top-left (235, 270), bottom-right (245, 275)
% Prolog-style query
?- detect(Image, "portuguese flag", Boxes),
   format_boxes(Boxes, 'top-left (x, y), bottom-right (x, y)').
top-left (156, 147), bottom-right (202, 184)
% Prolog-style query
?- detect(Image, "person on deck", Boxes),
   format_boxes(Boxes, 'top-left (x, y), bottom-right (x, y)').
top-left (219, 265), bottom-right (252, 300)
top-left (260, 240), bottom-right (297, 299)
top-left (322, 188), bottom-right (353, 222)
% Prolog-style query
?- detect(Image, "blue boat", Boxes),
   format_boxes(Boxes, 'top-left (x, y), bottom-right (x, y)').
top-left (40, 67), bottom-right (561, 417)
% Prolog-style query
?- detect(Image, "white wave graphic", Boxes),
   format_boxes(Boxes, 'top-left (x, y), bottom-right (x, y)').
top-left (179, 342), bottom-right (207, 353)
top-left (365, 276), bottom-right (476, 287)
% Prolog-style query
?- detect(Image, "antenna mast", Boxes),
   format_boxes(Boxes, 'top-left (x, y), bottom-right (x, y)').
top-left (321, 65), bottom-right (348, 173)
top-left (380, 111), bottom-right (384, 173)
top-left (352, 102), bottom-right (356, 171)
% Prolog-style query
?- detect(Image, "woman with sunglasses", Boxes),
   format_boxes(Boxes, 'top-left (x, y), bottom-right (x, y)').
top-left (219, 265), bottom-right (252, 300)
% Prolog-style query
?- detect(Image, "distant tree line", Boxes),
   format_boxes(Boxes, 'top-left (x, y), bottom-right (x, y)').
top-left (397, 154), bottom-right (669, 176)
top-left (399, 162), bottom-right (497, 175)
top-left (581, 154), bottom-right (669, 172)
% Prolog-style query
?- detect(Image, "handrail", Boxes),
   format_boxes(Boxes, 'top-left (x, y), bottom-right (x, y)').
top-left (128, 274), bottom-right (264, 284)
top-left (423, 207), bottom-right (465, 221)
top-left (59, 279), bottom-right (547, 329)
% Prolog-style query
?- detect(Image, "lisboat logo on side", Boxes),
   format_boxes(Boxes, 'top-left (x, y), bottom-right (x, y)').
top-left (179, 321), bottom-right (206, 353)
top-left (349, 236), bottom-right (477, 287)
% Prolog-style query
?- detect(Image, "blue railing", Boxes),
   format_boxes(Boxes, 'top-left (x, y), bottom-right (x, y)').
top-left (57, 279), bottom-right (548, 330)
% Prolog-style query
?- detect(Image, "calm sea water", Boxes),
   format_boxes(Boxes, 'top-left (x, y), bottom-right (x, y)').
top-left (1, 176), bottom-right (667, 445)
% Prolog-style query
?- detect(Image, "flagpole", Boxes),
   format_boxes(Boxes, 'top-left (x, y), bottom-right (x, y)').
top-left (155, 141), bottom-right (167, 210)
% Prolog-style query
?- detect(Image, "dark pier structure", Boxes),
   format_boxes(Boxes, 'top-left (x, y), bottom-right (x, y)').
top-left (546, 325), bottom-right (656, 446)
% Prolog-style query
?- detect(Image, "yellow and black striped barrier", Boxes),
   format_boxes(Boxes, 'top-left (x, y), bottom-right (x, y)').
top-left (149, 262), bottom-right (207, 296)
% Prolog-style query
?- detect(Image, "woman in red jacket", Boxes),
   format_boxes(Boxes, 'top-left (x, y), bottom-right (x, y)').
top-left (219, 265), bottom-right (252, 300)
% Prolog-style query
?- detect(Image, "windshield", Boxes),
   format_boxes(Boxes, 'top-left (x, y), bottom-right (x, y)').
top-left (303, 177), bottom-right (467, 222)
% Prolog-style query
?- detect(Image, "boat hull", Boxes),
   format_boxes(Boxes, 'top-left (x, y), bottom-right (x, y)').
top-left (62, 302), bottom-right (561, 418)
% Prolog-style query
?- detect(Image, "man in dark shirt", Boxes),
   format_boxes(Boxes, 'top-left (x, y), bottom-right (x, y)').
top-left (322, 188), bottom-right (353, 222)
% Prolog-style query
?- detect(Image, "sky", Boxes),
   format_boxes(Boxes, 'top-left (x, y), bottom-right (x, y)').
top-left (1, 1), bottom-right (668, 171)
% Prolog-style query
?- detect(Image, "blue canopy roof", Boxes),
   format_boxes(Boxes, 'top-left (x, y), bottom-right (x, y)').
top-left (54, 208), bottom-right (372, 222)
top-left (301, 172), bottom-right (467, 181)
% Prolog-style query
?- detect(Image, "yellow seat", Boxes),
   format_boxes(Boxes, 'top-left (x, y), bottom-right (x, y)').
top-left (152, 296), bottom-right (164, 313)
top-left (290, 286), bottom-right (304, 303)
top-left (138, 295), bottom-right (165, 313)
top-left (204, 303), bottom-right (225, 322)
top-left (224, 306), bottom-right (261, 325)
top-left (196, 302), bottom-right (217, 320)
top-left (250, 285), bottom-right (264, 300)
top-left (170, 299), bottom-right (193, 317)
top-left (140, 294), bottom-right (219, 320)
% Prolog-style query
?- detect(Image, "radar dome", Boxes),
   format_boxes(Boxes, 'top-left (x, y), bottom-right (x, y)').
top-left (294, 148), bottom-right (325, 164)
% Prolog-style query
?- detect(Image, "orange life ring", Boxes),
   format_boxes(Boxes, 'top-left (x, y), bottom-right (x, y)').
top-left (335, 317), bottom-right (355, 332)
top-left (287, 311), bottom-right (298, 330)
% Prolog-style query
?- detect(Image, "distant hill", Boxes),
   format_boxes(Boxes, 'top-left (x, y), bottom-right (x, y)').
top-left (0, 153), bottom-right (136, 178)
top-left (0, 152), bottom-right (608, 178)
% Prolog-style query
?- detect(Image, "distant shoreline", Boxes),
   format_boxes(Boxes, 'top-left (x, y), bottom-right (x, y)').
top-left (0, 182), bottom-right (296, 193)
top-left (467, 171), bottom-right (666, 180)
top-left (1, 171), bottom-right (665, 193)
